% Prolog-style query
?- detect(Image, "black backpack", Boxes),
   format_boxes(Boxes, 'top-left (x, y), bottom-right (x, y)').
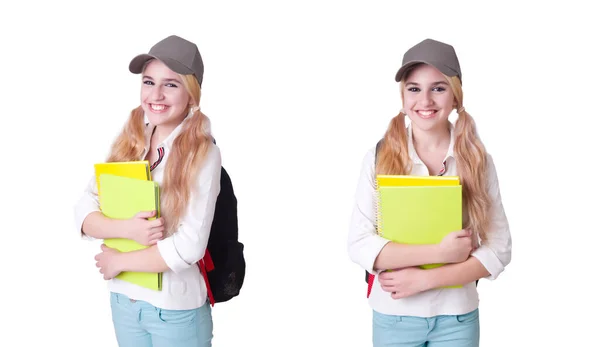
top-left (364, 139), bottom-right (477, 293)
top-left (198, 139), bottom-right (246, 306)
top-left (144, 124), bottom-right (246, 305)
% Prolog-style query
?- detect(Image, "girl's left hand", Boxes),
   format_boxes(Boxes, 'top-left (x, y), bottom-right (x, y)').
top-left (94, 244), bottom-right (123, 280)
top-left (378, 267), bottom-right (431, 299)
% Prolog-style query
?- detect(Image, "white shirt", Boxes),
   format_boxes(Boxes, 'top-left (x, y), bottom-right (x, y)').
top-left (74, 118), bottom-right (221, 310)
top-left (347, 122), bottom-right (512, 317)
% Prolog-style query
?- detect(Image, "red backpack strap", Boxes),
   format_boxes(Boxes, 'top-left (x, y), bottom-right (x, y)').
top-left (367, 273), bottom-right (375, 298)
top-left (198, 251), bottom-right (216, 307)
top-left (204, 250), bottom-right (215, 271)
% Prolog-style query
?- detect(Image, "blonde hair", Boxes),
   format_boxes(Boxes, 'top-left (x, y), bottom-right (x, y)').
top-left (376, 70), bottom-right (492, 242)
top-left (106, 72), bottom-right (212, 236)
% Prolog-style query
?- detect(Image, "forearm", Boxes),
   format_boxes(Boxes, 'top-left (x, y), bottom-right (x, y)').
top-left (82, 212), bottom-right (127, 239)
top-left (426, 256), bottom-right (490, 288)
top-left (374, 242), bottom-right (443, 271)
top-left (119, 246), bottom-right (170, 273)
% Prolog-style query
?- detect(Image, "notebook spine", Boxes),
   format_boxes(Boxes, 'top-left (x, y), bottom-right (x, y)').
top-left (375, 176), bottom-right (384, 238)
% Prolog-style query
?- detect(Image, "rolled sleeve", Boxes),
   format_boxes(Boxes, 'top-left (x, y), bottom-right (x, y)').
top-left (73, 175), bottom-right (100, 241)
top-left (157, 144), bottom-right (221, 274)
top-left (471, 154), bottom-right (512, 280)
top-left (348, 148), bottom-right (391, 274)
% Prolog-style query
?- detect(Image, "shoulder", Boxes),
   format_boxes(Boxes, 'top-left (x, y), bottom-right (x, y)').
top-left (192, 140), bottom-right (222, 187)
top-left (362, 145), bottom-right (377, 165)
top-left (364, 138), bottom-right (385, 163)
top-left (356, 145), bottom-right (378, 179)
top-left (484, 152), bottom-right (503, 192)
top-left (485, 152), bottom-right (498, 175)
top-left (203, 141), bottom-right (222, 175)
top-left (205, 141), bottom-right (221, 165)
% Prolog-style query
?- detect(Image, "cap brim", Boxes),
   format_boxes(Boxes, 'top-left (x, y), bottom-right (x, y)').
top-left (395, 60), bottom-right (459, 82)
top-left (129, 54), bottom-right (155, 74)
top-left (129, 54), bottom-right (195, 76)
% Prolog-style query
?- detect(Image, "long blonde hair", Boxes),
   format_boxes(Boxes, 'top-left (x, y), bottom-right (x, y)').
top-left (106, 72), bottom-right (212, 236)
top-left (376, 72), bottom-right (492, 242)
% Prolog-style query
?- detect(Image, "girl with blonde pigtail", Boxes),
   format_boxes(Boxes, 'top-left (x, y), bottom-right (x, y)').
top-left (348, 38), bottom-right (512, 347)
top-left (74, 35), bottom-right (220, 347)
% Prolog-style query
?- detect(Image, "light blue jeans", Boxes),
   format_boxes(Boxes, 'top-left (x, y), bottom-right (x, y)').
top-left (110, 292), bottom-right (213, 347)
top-left (373, 308), bottom-right (480, 347)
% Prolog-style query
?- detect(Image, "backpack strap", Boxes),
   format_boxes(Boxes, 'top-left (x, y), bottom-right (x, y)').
top-left (375, 139), bottom-right (383, 155)
top-left (198, 253), bottom-right (216, 307)
top-left (366, 139), bottom-right (384, 298)
top-left (197, 135), bottom-right (217, 307)
top-left (366, 273), bottom-right (375, 298)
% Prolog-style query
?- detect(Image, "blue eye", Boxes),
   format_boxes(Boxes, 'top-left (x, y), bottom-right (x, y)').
top-left (166, 83), bottom-right (178, 88)
top-left (143, 80), bottom-right (154, 85)
top-left (408, 87), bottom-right (420, 92)
top-left (433, 87), bottom-right (446, 92)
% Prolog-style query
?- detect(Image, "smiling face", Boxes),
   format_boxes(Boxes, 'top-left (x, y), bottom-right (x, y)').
top-left (402, 63), bottom-right (456, 133)
top-left (140, 59), bottom-right (191, 129)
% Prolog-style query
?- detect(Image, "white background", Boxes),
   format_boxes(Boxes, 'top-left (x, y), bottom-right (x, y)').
top-left (1, 1), bottom-right (598, 346)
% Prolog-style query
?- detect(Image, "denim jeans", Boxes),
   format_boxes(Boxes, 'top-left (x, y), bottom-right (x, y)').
top-left (373, 308), bottom-right (480, 347)
top-left (110, 292), bottom-right (213, 347)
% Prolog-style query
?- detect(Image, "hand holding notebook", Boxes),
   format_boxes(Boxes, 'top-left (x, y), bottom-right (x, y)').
top-left (94, 162), bottom-right (163, 291)
top-left (376, 174), bottom-right (465, 288)
top-left (437, 228), bottom-right (473, 264)
top-left (121, 210), bottom-right (165, 246)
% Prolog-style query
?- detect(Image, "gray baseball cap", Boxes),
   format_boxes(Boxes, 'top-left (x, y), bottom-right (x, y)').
top-left (394, 38), bottom-right (462, 84)
top-left (129, 35), bottom-right (204, 86)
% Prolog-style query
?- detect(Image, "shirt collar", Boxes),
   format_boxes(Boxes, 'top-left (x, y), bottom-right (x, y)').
top-left (407, 121), bottom-right (456, 164)
top-left (144, 117), bottom-right (190, 152)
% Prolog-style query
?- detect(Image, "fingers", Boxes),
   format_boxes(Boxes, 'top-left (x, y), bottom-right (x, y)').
top-left (454, 228), bottom-right (471, 238)
top-left (381, 284), bottom-right (396, 293)
top-left (150, 229), bottom-right (163, 238)
top-left (136, 210), bottom-right (157, 219)
top-left (391, 292), bottom-right (407, 300)
top-left (459, 237), bottom-right (472, 248)
top-left (378, 276), bottom-right (392, 285)
top-left (148, 230), bottom-right (163, 244)
top-left (378, 271), bottom-right (393, 281)
top-left (463, 237), bottom-right (474, 252)
top-left (149, 217), bottom-right (165, 229)
top-left (378, 272), bottom-right (399, 285)
top-left (98, 266), bottom-right (110, 280)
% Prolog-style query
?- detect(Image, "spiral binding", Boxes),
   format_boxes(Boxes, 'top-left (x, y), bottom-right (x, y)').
top-left (368, 175), bottom-right (384, 298)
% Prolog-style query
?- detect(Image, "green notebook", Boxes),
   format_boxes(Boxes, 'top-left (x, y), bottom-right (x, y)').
top-left (377, 185), bottom-right (463, 288)
top-left (94, 161), bottom-right (151, 194)
top-left (98, 173), bottom-right (162, 291)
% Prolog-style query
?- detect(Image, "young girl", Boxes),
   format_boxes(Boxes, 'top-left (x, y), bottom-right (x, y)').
top-left (347, 38), bottom-right (512, 347)
top-left (74, 35), bottom-right (220, 347)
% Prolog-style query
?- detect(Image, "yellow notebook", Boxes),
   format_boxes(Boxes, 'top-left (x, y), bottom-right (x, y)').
top-left (94, 161), bottom-right (151, 194)
top-left (377, 175), bottom-right (460, 187)
top-left (98, 173), bottom-right (162, 291)
top-left (376, 175), bottom-right (463, 288)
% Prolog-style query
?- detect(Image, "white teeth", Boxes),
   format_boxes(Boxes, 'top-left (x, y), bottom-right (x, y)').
top-left (419, 110), bottom-right (435, 116)
top-left (151, 104), bottom-right (166, 111)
